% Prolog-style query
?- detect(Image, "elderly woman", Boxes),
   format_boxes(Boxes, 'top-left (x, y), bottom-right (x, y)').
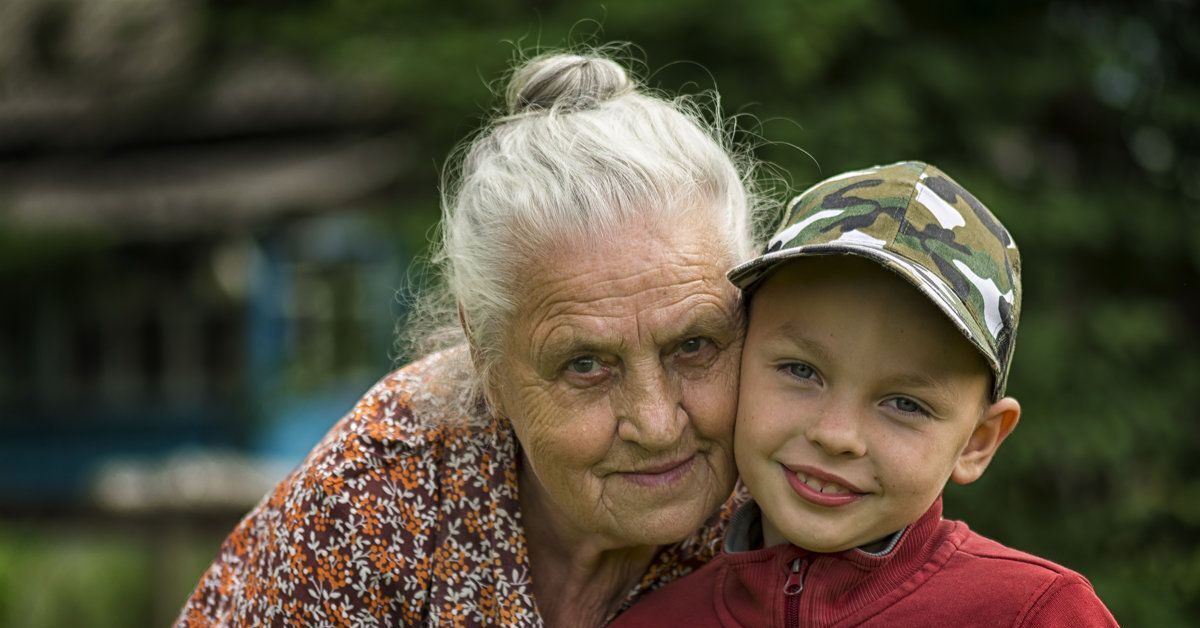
top-left (177, 51), bottom-right (766, 627)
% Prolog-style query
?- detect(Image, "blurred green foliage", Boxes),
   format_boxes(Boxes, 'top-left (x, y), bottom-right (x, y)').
top-left (7, 0), bottom-right (1197, 625)
top-left (0, 523), bottom-right (226, 628)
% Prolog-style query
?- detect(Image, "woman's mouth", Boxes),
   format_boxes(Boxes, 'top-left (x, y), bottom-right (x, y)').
top-left (620, 455), bottom-right (696, 488)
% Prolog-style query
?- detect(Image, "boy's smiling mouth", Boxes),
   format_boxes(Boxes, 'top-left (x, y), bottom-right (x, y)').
top-left (782, 464), bottom-right (866, 507)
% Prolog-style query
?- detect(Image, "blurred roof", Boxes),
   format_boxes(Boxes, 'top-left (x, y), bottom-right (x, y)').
top-left (1, 135), bottom-right (411, 237)
top-left (0, 0), bottom-right (410, 238)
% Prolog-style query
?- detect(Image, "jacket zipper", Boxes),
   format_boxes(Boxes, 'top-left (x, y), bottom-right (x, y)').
top-left (783, 557), bottom-right (807, 627)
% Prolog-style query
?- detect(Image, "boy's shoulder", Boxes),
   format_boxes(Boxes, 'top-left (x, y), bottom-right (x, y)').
top-left (952, 521), bottom-right (1086, 580)
top-left (933, 520), bottom-right (1118, 627)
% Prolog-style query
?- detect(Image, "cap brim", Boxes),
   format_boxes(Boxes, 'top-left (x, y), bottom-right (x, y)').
top-left (729, 244), bottom-right (1004, 398)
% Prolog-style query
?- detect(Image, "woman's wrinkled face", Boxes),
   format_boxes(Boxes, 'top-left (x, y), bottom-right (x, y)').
top-left (492, 220), bottom-right (743, 548)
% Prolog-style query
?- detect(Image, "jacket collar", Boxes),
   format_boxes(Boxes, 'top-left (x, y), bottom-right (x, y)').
top-left (722, 496), bottom-right (945, 569)
top-left (713, 497), bottom-right (956, 626)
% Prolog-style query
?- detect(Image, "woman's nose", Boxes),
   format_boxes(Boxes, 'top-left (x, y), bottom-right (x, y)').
top-left (616, 366), bottom-right (686, 450)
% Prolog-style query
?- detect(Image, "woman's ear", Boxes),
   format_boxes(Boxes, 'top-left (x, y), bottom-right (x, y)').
top-left (456, 303), bottom-right (475, 353)
top-left (458, 303), bottom-right (484, 370)
top-left (458, 303), bottom-right (503, 415)
top-left (951, 397), bottom-right (1021, 485)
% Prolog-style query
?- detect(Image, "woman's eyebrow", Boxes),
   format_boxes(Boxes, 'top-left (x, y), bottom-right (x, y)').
top-left (536, 334), bottom-right (624, 368)
top-left (676, 310), bottom-right (737, 340)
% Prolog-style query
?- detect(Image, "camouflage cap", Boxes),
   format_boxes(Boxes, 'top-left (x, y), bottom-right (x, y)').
top-left (728, 161), bottom-right (1022, 400)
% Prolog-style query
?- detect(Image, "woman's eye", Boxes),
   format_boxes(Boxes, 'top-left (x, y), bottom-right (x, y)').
top-left (785, 363), bottom-right (816, 380)
top-left (673, 338), bottom-right (716, 365)
top-left (568, 357), bottom-right (598, 374)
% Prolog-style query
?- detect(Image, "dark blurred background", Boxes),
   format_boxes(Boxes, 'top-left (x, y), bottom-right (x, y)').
top-left (0, 0), bottom-right (1195, 625)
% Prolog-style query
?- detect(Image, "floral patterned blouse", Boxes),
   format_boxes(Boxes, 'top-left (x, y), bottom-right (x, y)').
top-left (176, 349), bottom-right (746, 626)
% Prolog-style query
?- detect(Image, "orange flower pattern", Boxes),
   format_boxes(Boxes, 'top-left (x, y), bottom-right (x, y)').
top-left (176, 350), bottom-right (747, 626)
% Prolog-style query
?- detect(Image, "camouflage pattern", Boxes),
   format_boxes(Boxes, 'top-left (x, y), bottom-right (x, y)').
top-left (728, 161), bottom-right (1022, 399)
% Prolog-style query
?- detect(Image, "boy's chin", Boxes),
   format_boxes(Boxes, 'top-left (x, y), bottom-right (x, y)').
top-left (773, 520), bottom-right (900, 553)
top-left (762, 507), bottom-right (906, 553)
top-left (771, 527), bottom-right (862, 553)
top-left (793, 537), bottom-right (860, 553)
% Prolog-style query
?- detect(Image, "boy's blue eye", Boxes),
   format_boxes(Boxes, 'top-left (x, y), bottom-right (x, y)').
top-left (887, 397), bottom-right (929, 416)
top-left (786, 363), bottom-right (816, 380)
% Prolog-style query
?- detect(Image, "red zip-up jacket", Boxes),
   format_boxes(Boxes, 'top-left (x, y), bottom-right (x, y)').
top-left (611, 498), bottom-right (1118, 627)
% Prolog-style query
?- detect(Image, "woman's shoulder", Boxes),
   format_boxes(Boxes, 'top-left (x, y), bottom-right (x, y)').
top-left (314, 346), bottom-right (482, 450)
top-left (292, 346), bottom-right (495, 488)
top-left (175, 348), bottom-right (502, 625)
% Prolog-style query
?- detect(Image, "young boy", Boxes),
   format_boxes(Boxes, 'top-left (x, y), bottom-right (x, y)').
top-left (612, 162), bottom-right (1118, 627)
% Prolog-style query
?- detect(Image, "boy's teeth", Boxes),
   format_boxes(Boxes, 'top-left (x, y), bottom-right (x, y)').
top-left (797, 471), bottom-right (849, 494)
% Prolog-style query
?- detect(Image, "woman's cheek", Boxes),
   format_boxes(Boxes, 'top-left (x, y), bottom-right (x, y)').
top-left (703, 349), bottom-right (742, 420)
top-left (528, 396), bottom-right (615, 468)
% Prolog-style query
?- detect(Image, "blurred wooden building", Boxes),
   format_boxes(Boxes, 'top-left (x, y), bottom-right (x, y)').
top-left (0, 0), bottom-right (415, 511)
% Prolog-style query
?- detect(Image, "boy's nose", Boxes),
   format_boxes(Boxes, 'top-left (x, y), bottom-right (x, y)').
top-left (804, 397), bottom-right (867, 458)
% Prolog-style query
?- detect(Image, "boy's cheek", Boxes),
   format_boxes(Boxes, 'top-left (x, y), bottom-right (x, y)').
top-left (732, 409), bottom-right (779, 474)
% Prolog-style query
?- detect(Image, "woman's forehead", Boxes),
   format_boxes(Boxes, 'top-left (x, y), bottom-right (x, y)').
top-left (531, 297), bottom-right (738, 358)
top-left (508, 225), bottom-right (740, 356)
top-left (516, 221), bottom-right (731, 304)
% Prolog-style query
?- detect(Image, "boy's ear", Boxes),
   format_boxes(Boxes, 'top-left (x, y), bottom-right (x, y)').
top-left (950, 397), bottom-right (1021, 486)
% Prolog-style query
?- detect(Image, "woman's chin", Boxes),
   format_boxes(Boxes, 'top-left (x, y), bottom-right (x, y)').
top-left (601, 463), bottom-right (735, 545)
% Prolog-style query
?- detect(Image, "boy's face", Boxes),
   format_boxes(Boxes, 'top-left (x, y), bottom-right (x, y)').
top-left (736, 256), bottom-right (1003, 553)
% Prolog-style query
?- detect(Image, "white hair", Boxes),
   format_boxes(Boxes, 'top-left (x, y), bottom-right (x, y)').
top-left (401, 50), bottom-right (769, 419)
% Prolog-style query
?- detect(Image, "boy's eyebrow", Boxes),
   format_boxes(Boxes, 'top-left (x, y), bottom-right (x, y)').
top-left (876, 371), bottom-right (962, 411)
top-left (877, 372), bottom-right (945, 393)
top-left (762, 320), bottom-right (835, 364)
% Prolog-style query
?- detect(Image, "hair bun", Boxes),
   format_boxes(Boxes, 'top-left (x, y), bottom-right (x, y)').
top-left (506, 54), bottom-right (634, 115)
